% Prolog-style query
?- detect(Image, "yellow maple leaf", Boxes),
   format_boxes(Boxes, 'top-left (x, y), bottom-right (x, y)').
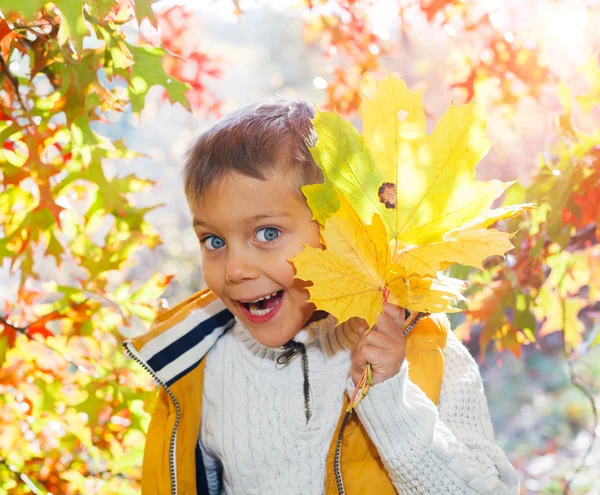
top-left (362, 75), bottom-right (507, 245)
top-left (397, 227), bottom-right (516, 277)
top-left (291, 194), bottom-right (465, 327)
top-left (387, 271), bottom-right (466, 314)
top-left (308, 74), bottom-right (531, 271)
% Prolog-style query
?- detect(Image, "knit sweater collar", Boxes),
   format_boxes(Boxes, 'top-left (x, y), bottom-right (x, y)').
top-left (233, 313), bottom-right (361, 360)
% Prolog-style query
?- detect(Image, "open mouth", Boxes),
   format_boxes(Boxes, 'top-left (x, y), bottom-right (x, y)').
top-left (238, 290), bottom-right (285, 318)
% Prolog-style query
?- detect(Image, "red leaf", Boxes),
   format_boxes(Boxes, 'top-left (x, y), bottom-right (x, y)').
top-left (26, 320), bottom-right (54, 339)
top-left (0, 19), bottom-right (18, 60)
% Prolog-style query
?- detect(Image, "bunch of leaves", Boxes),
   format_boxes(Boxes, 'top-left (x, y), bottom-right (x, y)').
top-left (0, 1), bottom-right (206, 492)
top-left (290, 73), bottom-right (532, 408)
top-left (457, 57), bottom-right (600, 361)
top-left (453, 58), bottom-right (600, 491)
top-left (291, 74), bottom-right (533, 329)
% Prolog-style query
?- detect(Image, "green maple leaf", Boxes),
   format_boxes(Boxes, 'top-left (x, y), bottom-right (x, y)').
top-left (46, 231), bottom-right (64, 266)
top-left (0, 0), bottom-right (46, 18)
top-left (301, 176), bottom-right (340, 225)
top-left (133, 0), bottom-right (158, 27)
top-left (53, 0), bottom-right (90, 54)
top-left (34, 377), bottom-right (62, 412)
top-left (309, 110), bottom-right (383, 225)
top-left (87, 0), bottom-right (115, 19)
top-left (75, 382), bottom-right (111, 428)
top-left (126, 43), bottom-right (190, 113)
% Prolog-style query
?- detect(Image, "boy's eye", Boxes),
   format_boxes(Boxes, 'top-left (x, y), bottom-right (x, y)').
top-left (255, 227), bottom-right (280, 243)
top-left (202, 235), bottom-right (225, 251)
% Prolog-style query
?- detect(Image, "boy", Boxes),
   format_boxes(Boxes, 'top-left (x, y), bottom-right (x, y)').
top-left (124, 100), bottom-right (519, 494)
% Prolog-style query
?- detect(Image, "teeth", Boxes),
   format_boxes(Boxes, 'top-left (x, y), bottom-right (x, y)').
top-left (245, 291), bottom-right (280, 304)
top-left (243, 291), bottom-right (283, 317)
top-left (248, 306), bottom-right (276, 316)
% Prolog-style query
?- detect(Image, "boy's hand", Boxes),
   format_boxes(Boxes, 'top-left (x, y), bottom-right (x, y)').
top-left (351, 303), bottom-right (407, 386)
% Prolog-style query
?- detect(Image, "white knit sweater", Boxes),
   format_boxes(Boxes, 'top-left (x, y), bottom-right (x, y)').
top-left (199, 317), bottom-right (519, 494)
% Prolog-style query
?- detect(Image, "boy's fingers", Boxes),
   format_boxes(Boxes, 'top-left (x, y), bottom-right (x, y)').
top-left (353, 344), bottom-right (392, 368)
top-left (357, 322), bottom-right (368, 338)
top-left (362, 328), bottom-right (398, 350)
top-left (375, 312), bottom-right (406, 342)
top-left (382, 302), bottom-right (406, 328)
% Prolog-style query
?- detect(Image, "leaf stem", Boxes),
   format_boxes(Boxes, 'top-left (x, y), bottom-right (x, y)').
top-left (348, 241), bottom-right (417, 412)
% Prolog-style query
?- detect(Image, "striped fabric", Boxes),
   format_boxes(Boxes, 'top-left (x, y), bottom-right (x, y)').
top-left (133, 297), bottom-right (235, 386)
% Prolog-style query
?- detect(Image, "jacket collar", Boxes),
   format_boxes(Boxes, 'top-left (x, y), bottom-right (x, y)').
top-left (124, 290), bottom-right (235, 387)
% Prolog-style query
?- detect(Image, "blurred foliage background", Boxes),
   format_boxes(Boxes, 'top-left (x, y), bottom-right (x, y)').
top-left (0, 0), bottom-right (599, 493)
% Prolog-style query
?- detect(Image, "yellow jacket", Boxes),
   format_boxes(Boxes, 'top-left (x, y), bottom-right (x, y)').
top-left (124, 289), bottom-right (448, 495)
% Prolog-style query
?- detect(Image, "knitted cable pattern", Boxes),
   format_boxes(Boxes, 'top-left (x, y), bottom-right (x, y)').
top-left (200, 319), bottom-right (519, 494)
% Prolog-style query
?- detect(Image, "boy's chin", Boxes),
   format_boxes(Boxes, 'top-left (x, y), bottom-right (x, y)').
top-left (247, 326), bottom-right (300, 349)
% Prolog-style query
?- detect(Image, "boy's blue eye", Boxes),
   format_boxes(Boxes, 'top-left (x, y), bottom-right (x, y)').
top-left (255, 227), bottom-right (280, 243)
top-left (202, 235), bottom-right (225, 251)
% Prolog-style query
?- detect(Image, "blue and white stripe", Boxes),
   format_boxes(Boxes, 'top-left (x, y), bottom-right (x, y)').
top-left (136, 298), bottom-right (235, 386)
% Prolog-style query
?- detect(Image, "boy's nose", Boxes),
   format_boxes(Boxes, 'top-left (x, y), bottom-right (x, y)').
top-left (225, 256), bottom-right (259, 283)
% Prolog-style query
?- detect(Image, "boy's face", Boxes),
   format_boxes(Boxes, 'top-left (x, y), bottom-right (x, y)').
top-left (190, 168), bottom-right (322, 348)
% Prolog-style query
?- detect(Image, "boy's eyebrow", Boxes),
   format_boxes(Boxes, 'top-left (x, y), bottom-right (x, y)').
top-left (193, 211), bottom-right (292, 228)
top-left (243, 211), bottom-right (293, 224)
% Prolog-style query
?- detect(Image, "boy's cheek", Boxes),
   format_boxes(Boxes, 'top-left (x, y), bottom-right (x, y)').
top-left (202, 268), bottom-right (223, 297)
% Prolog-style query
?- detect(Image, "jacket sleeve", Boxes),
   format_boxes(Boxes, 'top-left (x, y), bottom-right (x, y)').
top-left (347, 330), bottom-right (520, 494)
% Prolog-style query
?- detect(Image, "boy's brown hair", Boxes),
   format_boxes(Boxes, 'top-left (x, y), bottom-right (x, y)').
top-left (183, 99), bottom-right (323, 204)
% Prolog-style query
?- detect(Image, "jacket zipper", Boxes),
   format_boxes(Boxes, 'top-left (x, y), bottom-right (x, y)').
top-left (333, 311), bottom-right (424, 495)
top-left (123, 341), bottom-right (180, 495)
top-left (333, 411), bottom-right (351, 495)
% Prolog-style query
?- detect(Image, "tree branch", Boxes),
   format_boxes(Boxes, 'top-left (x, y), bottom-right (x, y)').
top-left (560, 295), bottom-right (600, 494)
top-left (0, 53), bottom-right (34, 128)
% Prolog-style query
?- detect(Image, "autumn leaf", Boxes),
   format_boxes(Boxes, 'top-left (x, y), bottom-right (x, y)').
top-left (0, 19), bottom-right (20, 59)
top-left (297, 74), bottom-right (532, 332)
top-left (293, 74), bottom-right (536, 332)
top-left (309, 109), bottom-right (384, 224)
top-left (370, 75), bottom-right (504, 244)
top-left (125, 44), bottom-right (190, 113)
top-left (537, 288), bottom-right (587, 354)
top-left (310, 74), bottom-right (527, 253)
top-left (0, 335), bottom-right (9, 367)
top-left (0, 0), bottom-right (45, 18)
top-left (456, 280), bottom-right (517, 359)
top-left (291, 193), bottom-right (465, 328)
top-left (450, 203), bottom-right (538, 231)
top-left (291, 193), bottom-right (390, 327)
top-left (134, 0), bottom-right (159, 27)
top-left (54, 0), bottom-right (89, 53)
top-left (302, 177), bottom-right (341, 226)
top-left (386, 271), bottom-right (466, 314)
top-left (397, 227), bottom-right (516, 277)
